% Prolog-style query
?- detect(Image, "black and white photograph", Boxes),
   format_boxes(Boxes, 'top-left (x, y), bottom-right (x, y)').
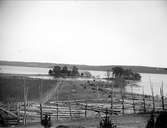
top-left (0, 0), bottom-right (167, 127)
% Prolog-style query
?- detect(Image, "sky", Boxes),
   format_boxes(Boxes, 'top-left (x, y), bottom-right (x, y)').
top-left (0, 0), bottom-right (167, 67)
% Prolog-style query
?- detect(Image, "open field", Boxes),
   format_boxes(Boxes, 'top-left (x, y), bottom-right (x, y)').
top-left (0, 74), bottom-right (108, 103)
top-left (0, 75), bottom-right (58, 103)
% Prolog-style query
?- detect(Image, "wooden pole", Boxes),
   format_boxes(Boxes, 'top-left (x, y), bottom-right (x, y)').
top-left (131, 86), bottom-right (135, 114)
top-left (56, 87), bottom-right (58, 120)
top-left (85, 102), bottom-right (87, 118)
top-left (120, 80), bottom-right (124, 115)
top-left (23, 78), bottom-right (27, 126)
top-left (17, 103), bottom-right (20, 122)
top-left (69, 102), bottom-right (72, 119)
top-left (150, 79), bottom-right (155, 112)
top-left (160, 81), bottom-right (164, 111)
top-left (39, 79), bottom-right (43, 123)
top-left (142, 86), bottom-right (146, 113)
top-left (40, 104), bottom-right (43, 123)
top-left (110, 92), bottom-right (113, 110)
top-left (110, 81), bottom-right (113, 110)
top-left (56, 103), bottom-right (58, 120)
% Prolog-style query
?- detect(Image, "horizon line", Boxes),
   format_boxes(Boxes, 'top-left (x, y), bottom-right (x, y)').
top-left (0, 59), bottom-right (166, 69)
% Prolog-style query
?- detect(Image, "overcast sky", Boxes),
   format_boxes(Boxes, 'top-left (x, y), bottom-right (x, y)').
top-left (0, 0), bottom-right (167, 67)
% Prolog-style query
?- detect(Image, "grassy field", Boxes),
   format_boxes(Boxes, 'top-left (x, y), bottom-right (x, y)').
top-left (0, 74), bottom-right (58, 103)
top-left (0, 74), bottom-right (108, 103)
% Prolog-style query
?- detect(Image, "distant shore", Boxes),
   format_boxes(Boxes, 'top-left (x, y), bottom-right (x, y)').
top-left (1, 60), bottom-right (167, 74)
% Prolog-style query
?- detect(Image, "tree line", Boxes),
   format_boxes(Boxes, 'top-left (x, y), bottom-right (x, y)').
top-left (107, 66), bottom-right (141, 81)
top-left (48, 65), bottom-right (81, 77)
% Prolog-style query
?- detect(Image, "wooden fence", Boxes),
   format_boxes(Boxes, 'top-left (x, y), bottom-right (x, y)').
top-left (1, 81), bottom-right (167, 126)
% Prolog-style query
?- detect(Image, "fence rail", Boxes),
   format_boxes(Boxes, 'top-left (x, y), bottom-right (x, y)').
top-left (1, 81), bottom-right (167, 126)
top-left (2, 93), bottom-right (166, 122)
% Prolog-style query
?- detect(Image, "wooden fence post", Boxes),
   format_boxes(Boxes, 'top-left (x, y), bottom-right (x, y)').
top-left (23, 78), bottom-right (28, 126)
top-left (150, 79), bottom-right (155, 112)
top-left (142, 87), bottom-right (146, 113)
top-left (120, 79), bottom-right (125, 115)
top-left (69, 102), bottom-right (72, 119)
top-left (122, 98), bottom-right (124, 115)
top-left (143, 97), bottom-right (146, 113)
top-left (131, 86), bottom-right (136, 114)
top-left (39, 79), bottom-right (43, 123)
top-left (85, 102), bottom-right (87, 118)
top-left (110, 83), bottom-right (113, 110)
top-left (40, 104), bottom-right (43, 123)
top-left (160, 81), bottom-right (165, 111)
top-left (121, 88), bottom-right (124, 115)
top-left (56, 103), bottom-right (58, 120)
top-left (17, 103), bottom-right (20, 121)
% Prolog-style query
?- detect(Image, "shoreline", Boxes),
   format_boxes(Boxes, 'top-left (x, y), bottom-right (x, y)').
top-left (1, 63), bottom-right (167, 75)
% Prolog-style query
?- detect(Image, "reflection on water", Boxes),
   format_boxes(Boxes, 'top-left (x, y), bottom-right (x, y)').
top-left (0, 65), bottom-right (167, 96)
top-left (0, 65), bottom-right (49, 74)
top-left (125, 73), bottom-right (167, 96)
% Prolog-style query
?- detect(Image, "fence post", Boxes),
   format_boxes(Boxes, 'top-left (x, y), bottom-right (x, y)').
top-left (122, 97), bottom-right (124, 115)
top-left (56, 103), bottom-right (58, 120)
top-left (23, 78), bottom-right (28, 126)
top-left (121, 89), bottom-right (124, 115)
top-left (85, 102), bottom-right (87, 118)
top-left (131, 86), bottom-right (136, 114)
top-left (142, 87), bottom-right (146, 113)
top-left (160, 81), bottom-right (165, 111)
top-left (40, 104), bottom-right (43, 123)
top-left (132, 98), bottom-right (135, 113)
top-left (150, 79), bottom-right (155, 112)
top-left (17, 103), bottom-right (20, 121)
top-left (110, 84), bottom-right (113, 110)
top-left (120, 79), bottom-right (125, 115)
top-left (69, 102), bottom-right (72, 119)
top-left (39, 79), bottom-right (43, 123)
top-left (143, 97), bottom-right (146, 113)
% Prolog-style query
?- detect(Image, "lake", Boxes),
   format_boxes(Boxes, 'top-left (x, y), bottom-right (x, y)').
top-left (0, 65), bottom-right (167, 96)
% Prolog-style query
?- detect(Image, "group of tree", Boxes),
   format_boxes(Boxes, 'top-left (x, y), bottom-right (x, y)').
top-left (48, 65), bottom-right (79, 77)
top-left (80, 71), bottom-right (92, 78)
top-left (107, 66), bottom-right (141, 81)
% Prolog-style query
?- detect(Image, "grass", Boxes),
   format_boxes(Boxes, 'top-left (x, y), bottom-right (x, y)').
top-left (0, 74), bottom-right (108, 103)
top-left (54, 80), bottom-right (108, 101)
top-left (0, 74), bottom-right (58, 103)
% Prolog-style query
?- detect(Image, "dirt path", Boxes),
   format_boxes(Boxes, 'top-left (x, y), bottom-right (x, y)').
top-left (40, 81), bottom-right (63, 104)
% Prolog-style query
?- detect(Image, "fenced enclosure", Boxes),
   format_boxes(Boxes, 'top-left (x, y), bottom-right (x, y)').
top-left (1, 92), bottom-right (167, 126)
top-left (1, 76), bottom-right (167, 126)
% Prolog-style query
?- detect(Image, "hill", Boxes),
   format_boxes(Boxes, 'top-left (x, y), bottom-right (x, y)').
top-left (0, 60), bottom-right (167, 74)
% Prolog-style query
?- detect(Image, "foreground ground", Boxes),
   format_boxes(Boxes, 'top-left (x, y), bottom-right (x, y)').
top-left (52, 114), bottom-right (150, 128)
top-left (6, 114), bottom-right (150, 128)
top-left (0, 74), bottom-right (157, 128)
